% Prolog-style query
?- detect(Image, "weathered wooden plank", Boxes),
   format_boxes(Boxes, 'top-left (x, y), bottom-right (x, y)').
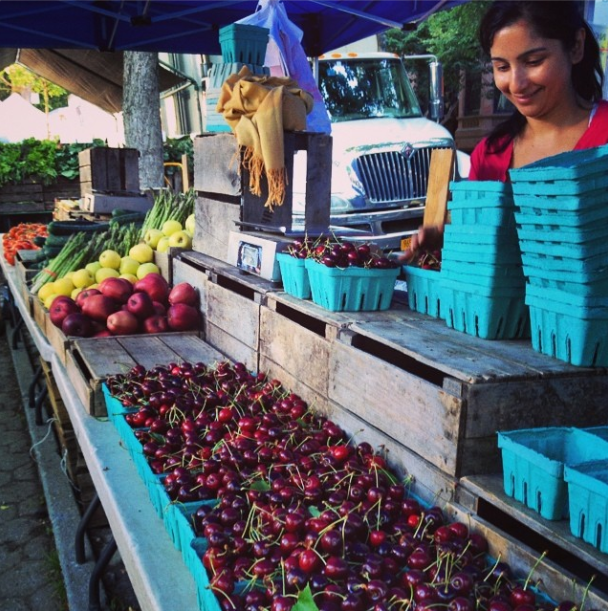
top-left (193, 133), bottom-right (241, 195)
top-left (328, 340), bottom-right (463, 476)
top-left (192, 195), bottom-right (240, 262)
top-left (70, 337), bottom-right (137, 380)
top-left (259, 305), bottom-right (330, 396)
top-left (205, 322), bottom-right (258, 372)
top-left (444, 501), bottom-right (608, 609)
top-left (159, 333), bottom-right (226, 366)
top-left (347, 318), bottom-right (584, 383)
top-left (114, 335), bottom-right (189, 369)
top-left (259, 355), bottom-right (328, 413)
top-left (64, 348), bottom-right (108, 416)
top-left (206, 281), bottom-right (260, 350)
top-left (320, 400), bottom-right (458, 506)
top-left (458, 474), bottom-right (608, 580)
top-left (171, 256), bottom-right (209, 319)
top-left (464, 375), bottom-right (608, 438)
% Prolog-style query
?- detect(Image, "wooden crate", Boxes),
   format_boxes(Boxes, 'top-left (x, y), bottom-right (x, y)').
top-left (456, 474), bottom-right (608, 596)
top-left (192, 131), bottom-right (331, 261)
top-left (175, 251), bottom-right (276, 372)
top-left (43, 310), bottom-right (71, 366)
top-left (81, 192), bottom-right (152, 214)
top-left (444, 501), bottom-right (608, 608)
top-left (14, 251), bottom-right (39, 314)
top-left (78, 147), bottom-right (139, 197)
top-left (327, 316), bottom-right (608, 479)
top-left (32, 296), bottom-right (48, 336)
top-left (65, 333), bottom-right (226, 416)
top-left (154, 248), bottom-right (184, 285)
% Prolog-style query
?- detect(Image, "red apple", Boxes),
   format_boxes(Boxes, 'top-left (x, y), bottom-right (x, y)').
top-left (98, 277), bottom-right (133, 304)
top-left (76, 288), bottom-right (101, 309)
top-left (152, 301), bottom-right (166, 315)
top-left (142, 314), bottom-right (170, 334)
top-left (106, 310), bottom-right (140, 336)
top-left (168, 282), bottom-right (198, 307)
top-left (133, 273), bottom-right (169, 304)
top-left (167, 303), bottom-right (200, 331)
top-left (81, 294), bottom-right (120, 323)
top-left (127, 291), bottom-right (155, 320)
top-left (61, 312), bottom-right (93, 337)
top-left (49, 296), bottom-right (80, 328)
top-left (93, 329), bottom-right (113, 338)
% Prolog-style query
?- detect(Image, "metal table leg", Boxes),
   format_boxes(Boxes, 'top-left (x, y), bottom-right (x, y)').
top-left (88, 536), bottom-right (117, 611)
top-left (34, 384), bottom-right (48, 426)
top-left (75, 493), bottom-right (101, 565)
top-left (11, 315), bottom-right (24, 350)
top-left (28, 362), bottom-right (44, 409)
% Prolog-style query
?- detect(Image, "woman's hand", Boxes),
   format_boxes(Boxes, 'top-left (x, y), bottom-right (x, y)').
top-left (397, 224), bottom-right (445, 263)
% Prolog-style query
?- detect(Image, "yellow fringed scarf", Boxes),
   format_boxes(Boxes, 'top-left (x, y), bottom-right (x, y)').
top-left (216, 66), bottom-right (313, 210)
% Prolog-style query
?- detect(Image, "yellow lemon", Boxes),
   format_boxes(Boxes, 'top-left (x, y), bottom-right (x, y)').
top-left (99, 249), bottom-right (122, 269)
top-left (161, 219), bottom-right (183, 237)
top-left (72, 268), bottom-right (94, 289)
top-left (120, 273), bottom-right (139, 284)
top-left (95, 267), bottom-right (120, 283)
top-left (120, 256), bottom-right (140, 276)
top-left (71, 287), bottom-right (83, 300)
top-left (86, 261), bottom-right (102, 276)
top-left (136, 262), bottom-right (160, 280)
top-left (129, 243), bottom-right (154, 264)
top-left (156, 236), bottom-right (171, 253)
top-left (53, 277), bottom-right (75, 297)
top-left (38, 282), bottom-right (56, 303)
top-left (144, 228), bottom-right (164, 249)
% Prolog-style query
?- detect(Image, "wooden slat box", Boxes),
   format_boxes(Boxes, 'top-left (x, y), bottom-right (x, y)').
top-left (259, 290), bottom-right (414, 408)
top-left (174, 251), bottom-right (277, 372)
top-left (456, 474), bottom-right (608, 592)
top-left (444, 501), bottom-right (608, 608)
top-left (329, 315), bottom-right (608, 479)
top-left (32, 295), bottom-right (48, 337)
top-left (65, 333), bottom-right (227, 416)
top-left (14, 250), bottom-right (39, 315)
top-left (43, 310), bottom-right (71, 366)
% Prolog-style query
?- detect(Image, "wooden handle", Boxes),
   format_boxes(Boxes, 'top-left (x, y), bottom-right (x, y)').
top-left (423, 148), bottom-right (455, 227)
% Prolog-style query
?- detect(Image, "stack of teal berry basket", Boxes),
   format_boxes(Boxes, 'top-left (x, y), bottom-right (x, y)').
top-left (440, 180), bottom-right (529, 339)
top-left (510, 144), bottom-right (608, 366)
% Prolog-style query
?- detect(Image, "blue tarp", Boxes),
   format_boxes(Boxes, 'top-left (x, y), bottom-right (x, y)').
top-left (0, 1), bottom-right (465, 56)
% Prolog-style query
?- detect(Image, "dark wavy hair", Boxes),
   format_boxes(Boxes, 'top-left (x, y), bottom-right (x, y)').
top-left (479, 0), bottom-right (604, 151)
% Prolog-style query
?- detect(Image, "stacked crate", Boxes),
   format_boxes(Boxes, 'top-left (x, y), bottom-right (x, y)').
top-left (204, 24), bottom-right (270, 133)
top-left (510, 144), bottom-right (608, 366)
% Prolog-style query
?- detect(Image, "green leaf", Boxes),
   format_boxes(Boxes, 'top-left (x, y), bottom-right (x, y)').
top-left (292, 585), bottom-right (319, 611)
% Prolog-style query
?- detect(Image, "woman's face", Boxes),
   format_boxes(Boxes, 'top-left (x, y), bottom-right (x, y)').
top-left (490, 18), bottom-right (584, 120)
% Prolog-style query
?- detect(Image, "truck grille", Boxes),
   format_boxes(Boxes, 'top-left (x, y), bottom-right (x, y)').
top-left (354, 146), bottom-right (451, 205)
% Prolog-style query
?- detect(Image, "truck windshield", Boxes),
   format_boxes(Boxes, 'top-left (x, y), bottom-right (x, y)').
top-left (318, 57), bottom-right (423, 123)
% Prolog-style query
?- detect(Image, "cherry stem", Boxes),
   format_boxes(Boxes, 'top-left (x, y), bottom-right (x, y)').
top-left (580, 573), bottom-right (596, 611)
top-left (523, 549), bottom-right (547, 591)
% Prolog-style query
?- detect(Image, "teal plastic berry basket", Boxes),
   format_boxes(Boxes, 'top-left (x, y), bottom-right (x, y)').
top-left (513, 186), bottom-right (608, 213)
top-left (403, 265), bottom-right (443, 318)
top-left (441, 266), bottom-right (525, 292)
top-left (519, 234), bottom-right (608, 260)
top-left (526, 290), bottom-right (608, 367)
top-left (509, 144), bottom-right (608, 195)
top-left (448, 198), bottom-right (516, 227)
top-left (564, 460), bottom-right (608, 552)
top-left (442, 241), bottom-right (523, 266)
top-left (498, 427), bottom-right (608, 520)
top-left (526, 282), bottom-right (608, 310)
top-left (305, 259), bottom-right (399, 312)
top-left (515, 203), bottom-right (608, 229)
top-left (441, 278), bottom-right (529, 340)
top-left (441, 259), bottom-right (524, 281)
top-left (218, 23), bottom-right (269, 65)
top-left (524, 265), bottom-right (608, 296)
top-left (521, 250), bottom-right (608, 275)
top-left (516, 223), bottom-right (608, 244)
top-left (276, 253), bottom-right (311, 299)
top-left (449, 179), bottom-right (513, 202)
top-left (444, 223), bottom-right (519, 245)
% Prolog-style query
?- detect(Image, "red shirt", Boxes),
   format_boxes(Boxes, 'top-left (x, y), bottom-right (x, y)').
top-left (469, 100), bottom-right (608, 181)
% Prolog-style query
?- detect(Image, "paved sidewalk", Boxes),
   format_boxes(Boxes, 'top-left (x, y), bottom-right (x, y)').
top-left (0, 329), bottom-right (65, 611)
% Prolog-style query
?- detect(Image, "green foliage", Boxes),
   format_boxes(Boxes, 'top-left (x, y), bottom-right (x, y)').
top-left (54, 139), bottom-right (105, 180)
top-left (163, 136), bottom-right (193, 177)
top-left (0, 64), bottom-right (69, 112)
top-left (383, 2), bottom-right (492, 127)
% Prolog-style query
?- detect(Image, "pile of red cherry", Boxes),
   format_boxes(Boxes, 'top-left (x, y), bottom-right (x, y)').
top-left (106, 361), bottom-right (596, 611)
top-left (286, 237), bottom-right (398, 270)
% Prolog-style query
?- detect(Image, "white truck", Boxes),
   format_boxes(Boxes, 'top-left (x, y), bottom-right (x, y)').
top-left (293, 51), bottom-right (470, 250)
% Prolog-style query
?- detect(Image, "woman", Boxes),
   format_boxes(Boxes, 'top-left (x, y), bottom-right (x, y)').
top-left (403, 0), bottom-right (608, 259)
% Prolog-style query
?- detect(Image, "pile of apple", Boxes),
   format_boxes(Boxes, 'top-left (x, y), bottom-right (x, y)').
top-left (48, 273), bottom-right (201, 337)
top-left (105, 361), bottom-right (599, 611)
top-left (143, 215), bottom-right (195, 253)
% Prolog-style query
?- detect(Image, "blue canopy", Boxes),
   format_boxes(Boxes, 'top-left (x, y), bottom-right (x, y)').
top-left (0, 1), bottom-right (465, 56)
